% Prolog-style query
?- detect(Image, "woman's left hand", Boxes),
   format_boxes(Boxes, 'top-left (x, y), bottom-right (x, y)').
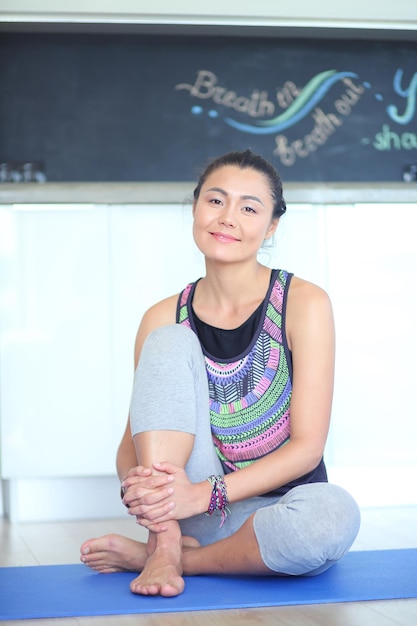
top-left (126, 461), bottom-right (205, 531)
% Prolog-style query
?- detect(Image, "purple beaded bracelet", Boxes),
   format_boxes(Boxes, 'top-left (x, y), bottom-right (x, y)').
top-left (205, 474), bottom-right (230, 527)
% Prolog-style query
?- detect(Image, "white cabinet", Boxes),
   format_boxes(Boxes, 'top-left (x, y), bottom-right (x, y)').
top-left (1, 200), bottom-right (416, 520)
top-left (0, 206), bottom-right (115, 479)
top-left (326, 204), bottom-right (417, 466)
top-left (0, 203), bottom-right (207, 520)
top-left (323, 203), bottom-right (417, 505)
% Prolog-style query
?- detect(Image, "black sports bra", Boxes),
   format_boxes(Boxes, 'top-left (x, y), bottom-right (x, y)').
top-left (192, 301), bottom-right (263, 360)
top-left (191, 271), bottom-right (274, 360)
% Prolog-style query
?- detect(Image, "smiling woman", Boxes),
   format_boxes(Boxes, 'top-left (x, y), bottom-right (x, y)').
top-left (80, 149), bottom-right (360, 598)
top-left (192, 150), bottom-right (287, 220)
top-left (192, 167), bottom-right (278, 269)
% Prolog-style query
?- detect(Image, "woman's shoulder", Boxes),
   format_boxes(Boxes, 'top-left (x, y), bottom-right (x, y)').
top-left (285, 276), bottom-right (334, 347)
top-left (287, 275), bottom-right (330, 303)
top-left (146, 293), bottom-right (179, 322)
top-left (133, 293), bottom-right (179, 364)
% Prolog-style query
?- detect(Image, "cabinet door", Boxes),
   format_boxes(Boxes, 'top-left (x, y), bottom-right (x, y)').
top-left (0, 206), bottom-right (115, 477)
top-left (325, 203), bottom-right (417, 505)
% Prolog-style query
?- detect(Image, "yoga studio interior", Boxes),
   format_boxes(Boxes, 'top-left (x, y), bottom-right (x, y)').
top-left (1, 2), bottom-right (416, 624)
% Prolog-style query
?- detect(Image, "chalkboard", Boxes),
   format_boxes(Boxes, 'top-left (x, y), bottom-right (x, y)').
top-left (1, 32), bottom-right (416, 182)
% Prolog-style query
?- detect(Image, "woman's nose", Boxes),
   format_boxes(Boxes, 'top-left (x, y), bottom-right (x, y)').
top-left (218, 206), bottom-right (236, 227)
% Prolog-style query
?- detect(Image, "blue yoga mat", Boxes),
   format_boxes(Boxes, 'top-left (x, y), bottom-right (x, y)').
top-left (1, 549), bottom-right (416, 620)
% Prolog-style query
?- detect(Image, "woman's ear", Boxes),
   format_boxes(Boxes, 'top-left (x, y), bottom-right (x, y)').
top-left (265, 218), bottom-right (279, 240)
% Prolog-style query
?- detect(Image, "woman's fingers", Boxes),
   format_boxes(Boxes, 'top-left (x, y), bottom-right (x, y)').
top-left (122, 482), bottom-right (174, 509)
top-left (133, 500), bottom-right (176, 524)
top-left (122, 472), bottom-right (172, 491)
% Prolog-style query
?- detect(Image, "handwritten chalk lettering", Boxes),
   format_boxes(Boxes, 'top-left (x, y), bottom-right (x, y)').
top-left (276, 81), bottom-right (300, 109)
top-left (342, 77), bottom-right (366, 95)
top-left (273, 77), bottom-right (365, 166)
top-left (273, 107), bottom-right (343, 166)
top-left (334, 78), bottom-right (366, 115)
top-left (387, 70), bottom-right (417, 125)
top-left (175, 70), bottom-right (216, 98)
top-left (175, 70), bottom-right (275, 118)
top-left (373, 124), bottom-right (417, 150)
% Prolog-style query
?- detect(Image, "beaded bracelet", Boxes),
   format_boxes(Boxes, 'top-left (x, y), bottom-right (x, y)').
top-left (120, 483), bottom-right (130, 508)
top-left (205, 474), bottom-right (230, 527)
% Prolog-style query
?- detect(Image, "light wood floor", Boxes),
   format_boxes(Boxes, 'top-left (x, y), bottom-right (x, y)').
top-left (1, 506), bottom-right (417, 625)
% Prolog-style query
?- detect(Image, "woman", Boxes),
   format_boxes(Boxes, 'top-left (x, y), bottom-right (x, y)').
top-left (80, 149), bottom-right (360, 597)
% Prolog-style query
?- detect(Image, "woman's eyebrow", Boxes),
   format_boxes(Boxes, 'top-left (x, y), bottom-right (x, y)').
top-left (206, 187), bottom-right (264, 206)
top-left (206, 186), bottom-right (227, 196)
top-left (242, 194), bottom-right (264, 206)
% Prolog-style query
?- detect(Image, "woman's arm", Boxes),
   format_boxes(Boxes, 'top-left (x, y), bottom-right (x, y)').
top-left (223, 277), bottom-right (335, 502)
top-left (116, 421), bottom-right (137, 482)
top-left (115, 295), bottom-right (179, 481)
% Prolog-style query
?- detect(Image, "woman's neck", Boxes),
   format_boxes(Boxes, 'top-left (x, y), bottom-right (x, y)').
top-left (193, 262), bottom-right (272, 328)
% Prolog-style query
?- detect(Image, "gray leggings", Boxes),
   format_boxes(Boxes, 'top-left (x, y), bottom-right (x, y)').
top-left (130, 324), bottom-right (361, 576)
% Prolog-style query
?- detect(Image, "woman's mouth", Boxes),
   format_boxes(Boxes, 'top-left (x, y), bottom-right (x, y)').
top-left (210, 231), bottom-right (240, 243)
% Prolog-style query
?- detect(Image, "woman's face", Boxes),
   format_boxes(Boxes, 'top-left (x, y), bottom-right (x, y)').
top-left (192, 165), bottom-right (278, 264)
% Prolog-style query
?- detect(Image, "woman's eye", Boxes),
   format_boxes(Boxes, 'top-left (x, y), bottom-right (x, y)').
top-left (209, 198), bottom-right (222, 205)
top-left (243, 206), bottom-right (256, 214)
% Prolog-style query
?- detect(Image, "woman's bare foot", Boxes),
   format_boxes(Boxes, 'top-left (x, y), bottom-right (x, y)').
top-left (130, 538), bottom-right (184, 597)
top-left (130, 522), bottom-right (196, 597)
top-left (80, 533), bottom-right (200, 578)
top-left (80, 534), bottom-right (147, 573)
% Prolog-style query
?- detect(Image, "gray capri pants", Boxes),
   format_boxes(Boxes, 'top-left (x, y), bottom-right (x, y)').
top-left (130, 324), bottom-right (361, 576)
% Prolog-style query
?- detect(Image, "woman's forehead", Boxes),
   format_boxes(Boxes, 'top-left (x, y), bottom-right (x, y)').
top-left (203, 165), bottom-right (269, 189)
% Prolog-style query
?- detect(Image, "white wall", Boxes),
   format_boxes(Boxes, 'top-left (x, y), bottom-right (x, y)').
top-left (0, 0), bottom-right (416, 30)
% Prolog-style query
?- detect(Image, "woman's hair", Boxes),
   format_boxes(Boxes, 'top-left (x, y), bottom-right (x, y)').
top-left (193, 149), bottom-right (287, 219)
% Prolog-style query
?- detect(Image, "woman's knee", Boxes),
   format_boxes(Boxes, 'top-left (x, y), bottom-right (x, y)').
top-left (299, 483), bottom-right (361, 563)
top-left (135, 324), bottom-right (205, 386)
top-left (130, 324), bottom-right (206, 435)
top-left (141, 324), bottom-right (200, 361)
top-left (253, 483), bottom-right (361, 575)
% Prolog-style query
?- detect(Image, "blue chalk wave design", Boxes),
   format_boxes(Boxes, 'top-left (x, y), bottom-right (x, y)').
top-left (225, 70), bottom-right (358, 134)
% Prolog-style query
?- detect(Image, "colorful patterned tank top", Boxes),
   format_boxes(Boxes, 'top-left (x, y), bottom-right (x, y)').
top-left (176, 269), bottom-right (293, 472)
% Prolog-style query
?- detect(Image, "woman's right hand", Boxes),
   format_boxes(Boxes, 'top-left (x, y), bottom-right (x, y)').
top-left (124, 462), bottom-right (211, 533)
top-left (121, 465), bottom-right (175, 514)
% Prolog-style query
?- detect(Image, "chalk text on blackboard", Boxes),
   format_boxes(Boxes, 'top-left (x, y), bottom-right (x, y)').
top-left (387, 70), bottom-right (417, 125)
top-left (273, 108), bottom-right (342, 166)
top-left (175, 70), bottom-right (275, 118)
top-left (273, 78), bottom-right (365, 166)
top-left (373, 124), bottom-right (417, 150)
top-left (175, 70), bottom-right (372, 167)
